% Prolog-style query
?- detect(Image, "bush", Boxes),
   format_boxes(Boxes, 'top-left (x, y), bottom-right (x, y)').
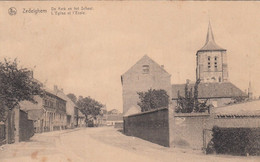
top-left (209, 126), bottom-right (260, 156)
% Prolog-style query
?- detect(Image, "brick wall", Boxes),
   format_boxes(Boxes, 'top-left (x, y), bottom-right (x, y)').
top-left (124, 108), bottom-right (169, 147)
top-left (170, 113), bottom-right (211, 150)
top-left (122, 56), bottom-right (172, 115)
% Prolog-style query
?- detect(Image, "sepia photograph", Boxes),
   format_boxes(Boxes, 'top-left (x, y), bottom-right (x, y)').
top-left (0, 1), bottom-right (260, 162)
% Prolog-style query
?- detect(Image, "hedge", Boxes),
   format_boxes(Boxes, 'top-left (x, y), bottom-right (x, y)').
top-left (208, 126), bottom-right (260, 156)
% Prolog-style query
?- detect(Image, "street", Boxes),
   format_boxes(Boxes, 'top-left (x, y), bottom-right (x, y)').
top-left (0, 127), bottom-right (259, 162)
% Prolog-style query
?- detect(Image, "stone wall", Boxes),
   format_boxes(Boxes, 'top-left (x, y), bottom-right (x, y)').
top-left (124, 108), bottom-right (169, 147)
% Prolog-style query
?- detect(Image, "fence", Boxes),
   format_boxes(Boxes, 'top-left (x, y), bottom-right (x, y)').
top-left (124, 108), bottom-right (169, 147)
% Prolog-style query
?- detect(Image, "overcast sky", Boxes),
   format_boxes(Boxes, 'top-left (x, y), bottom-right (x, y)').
top-left (1, 1), bottom-right (260, 111)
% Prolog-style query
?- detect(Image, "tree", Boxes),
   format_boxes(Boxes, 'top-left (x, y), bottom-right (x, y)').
top-left (0, 58), bottom-right (43, 121)
top-left (137, 89), bottom-right (169, 112)
top-left (175, 79), bottom-right (210, 113)
top-left (67, 93), bottom-right (77, 104)
top-left (76, 96), bottom-right (104, 125)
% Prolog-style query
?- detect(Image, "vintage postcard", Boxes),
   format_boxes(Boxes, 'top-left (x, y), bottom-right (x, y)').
top-left (0, 1), bottom-right (260, 162)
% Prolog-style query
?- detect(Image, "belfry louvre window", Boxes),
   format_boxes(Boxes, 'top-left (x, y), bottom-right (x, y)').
top-left (142, 65), bottom-right (150, 74)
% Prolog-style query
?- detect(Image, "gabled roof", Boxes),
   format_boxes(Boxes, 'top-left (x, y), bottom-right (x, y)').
top-left (121, 55), bottom-right (170, 77)
top-left (214, 100), bottom-right (260, 116)
top-left (43, 88), bottom-right (67, 102)
top-left (198, 22), bottom-right (226, 52)
top-left (172, 82), bottom-right (247, 99)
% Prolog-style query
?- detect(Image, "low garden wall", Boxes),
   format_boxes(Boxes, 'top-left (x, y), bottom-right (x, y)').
top-left (123, 108), bottom-right (169, 147)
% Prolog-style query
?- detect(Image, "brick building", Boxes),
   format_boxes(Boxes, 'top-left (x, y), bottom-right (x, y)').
top-left (121, 55), bottom-right (172, 116)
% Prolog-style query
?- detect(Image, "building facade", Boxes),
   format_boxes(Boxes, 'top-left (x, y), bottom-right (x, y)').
top-left (121, 55), bottom-right (172, 116)
top-left (19, 88), bottom-right (67, 133)
top-left (53, 86), bottom-right (77, 129)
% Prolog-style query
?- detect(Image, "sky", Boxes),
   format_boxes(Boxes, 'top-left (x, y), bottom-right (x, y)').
top-left (1, 1), bottom-right (260, 112)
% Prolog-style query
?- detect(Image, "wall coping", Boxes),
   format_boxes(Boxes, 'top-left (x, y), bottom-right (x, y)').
top-left (124, 107), bottom-right (168, 118)
top-left (174, 112), bottom-right (210, 117)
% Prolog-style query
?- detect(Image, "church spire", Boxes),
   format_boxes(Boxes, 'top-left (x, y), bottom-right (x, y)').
top-left (198, 21), bottom-right (225, 52)
top-left (205, 21), bottom-right (215, 45)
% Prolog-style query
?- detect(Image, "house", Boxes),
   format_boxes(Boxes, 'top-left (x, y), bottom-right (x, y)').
top-left (19, 87), bottom-right (67, 133)
top-left (172, 22), bottom-right (247, 108)
top-left (121, 55), bottom-right (172, 116)
top-left (106, 113), bottom-right (123, 126)
top-left (107, 109), bottom-right (120, 115)
top-left (52, 86), bottom-right (77, 129)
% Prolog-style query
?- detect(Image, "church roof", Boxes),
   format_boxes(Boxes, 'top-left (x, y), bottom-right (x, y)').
top-left (172, 82), bottom-right (247, 99)
top-left (198, 22), bottom-right (226, 52)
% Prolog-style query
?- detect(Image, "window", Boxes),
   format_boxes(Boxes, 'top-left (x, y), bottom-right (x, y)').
top-left (142, 65), bottom-right (150, 74)
top-left (208, 57), bottom-right (211, 69)
top-left (214, 57), bottom-right (218, 68)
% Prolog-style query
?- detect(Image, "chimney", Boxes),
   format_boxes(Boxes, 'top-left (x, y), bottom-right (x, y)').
top-left (54, 85), bottom-right (58, 93)
top-left (61, 88), bottom-right (64, 92)
top-left (161, 65), bottom-right (164, 69)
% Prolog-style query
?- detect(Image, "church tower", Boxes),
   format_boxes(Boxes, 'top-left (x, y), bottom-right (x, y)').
top-left (196, 22), bottom-right (228, 83)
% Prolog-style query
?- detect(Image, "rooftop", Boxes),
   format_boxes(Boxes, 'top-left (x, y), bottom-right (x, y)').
top-left (213, 100), bottom-right (260, 116)
top-left (172, 82), bottom-right (247, 99)
top-left (198, 22), bottom-right (226, 52)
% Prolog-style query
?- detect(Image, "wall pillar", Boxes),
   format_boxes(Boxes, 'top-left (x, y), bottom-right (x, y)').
top-left (14, 107), bottom-right (20, 143)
